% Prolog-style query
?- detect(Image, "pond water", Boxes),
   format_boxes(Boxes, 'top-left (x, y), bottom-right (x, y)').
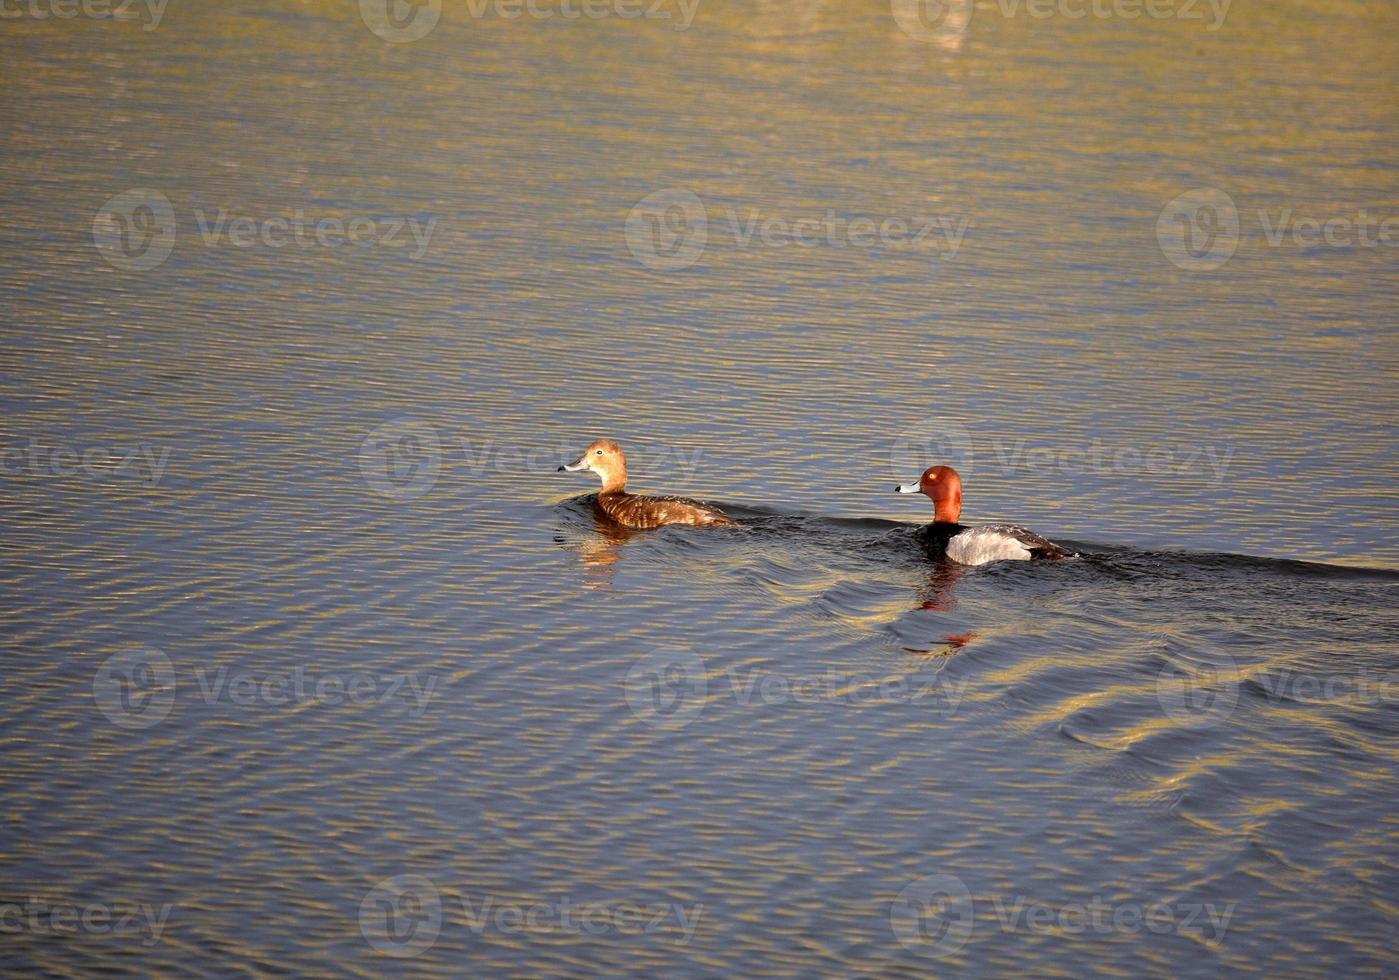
top-left (1, 0), bottom-right (1396, 975)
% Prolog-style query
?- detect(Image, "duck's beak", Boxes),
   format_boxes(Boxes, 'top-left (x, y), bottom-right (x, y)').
top-left (894, 481), bottom-right (921, 494)
top-left (558, 455), bottom-right (590, 473)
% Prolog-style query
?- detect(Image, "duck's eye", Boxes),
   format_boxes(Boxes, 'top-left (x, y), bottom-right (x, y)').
top-left (595, 450), bottom-right (603, 455)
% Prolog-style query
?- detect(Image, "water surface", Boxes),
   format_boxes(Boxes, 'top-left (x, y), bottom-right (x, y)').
top-left (1, 0), bottom-right (1397, 975)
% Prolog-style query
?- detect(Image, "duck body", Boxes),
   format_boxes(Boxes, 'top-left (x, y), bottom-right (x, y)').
top-left (560, 438), bottom-right (736, 530)
top-left (596, 490), bottom-right (736, 530)
top-left (917, 520), bottom-right (1069, 565)
top-left (897, 465), bottom-right (1070, 566)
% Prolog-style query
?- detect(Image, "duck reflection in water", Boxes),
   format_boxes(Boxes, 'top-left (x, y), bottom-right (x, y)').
top-left (581, 506), bottom-right (642, 587)
top-left (907, 560), bottom-right (979, 653)
top-left (551, 502), bottom-right (644, 590)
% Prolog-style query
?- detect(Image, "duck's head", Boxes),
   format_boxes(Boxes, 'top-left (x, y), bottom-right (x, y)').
top-left (559, 438), bottom-right (627, 492)
top-left (895, 464), bottom-right (962, 522)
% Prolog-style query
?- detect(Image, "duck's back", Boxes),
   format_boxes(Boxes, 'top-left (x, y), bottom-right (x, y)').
top-left (598, 492), bottom-right (736, 529)
top-left (919, 521), bottom-right (1069, 565)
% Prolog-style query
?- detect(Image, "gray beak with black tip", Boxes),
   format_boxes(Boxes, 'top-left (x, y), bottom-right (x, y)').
top-left (558, 456), bottom-right (589, 473)
top-left (895, 481), bottom-right (921, 494)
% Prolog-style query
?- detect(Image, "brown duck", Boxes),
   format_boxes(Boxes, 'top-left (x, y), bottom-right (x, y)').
top-left (558, 439), bottom-right (736, 530)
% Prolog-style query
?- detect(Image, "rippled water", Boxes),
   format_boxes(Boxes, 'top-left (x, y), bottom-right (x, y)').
top-left (2, 0), bottom-right (1397, 975)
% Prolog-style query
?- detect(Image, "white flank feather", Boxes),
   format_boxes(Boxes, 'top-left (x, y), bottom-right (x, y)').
top-left (945, 528), bottom-right (1033, 566)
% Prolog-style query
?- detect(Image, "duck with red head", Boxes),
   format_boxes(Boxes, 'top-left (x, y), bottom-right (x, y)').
top-left (895, 464), bottom-right (1069, 565)
top-left (898, 465), bottom-right (963, 522)
top-left (559, 438), bottom-right (736, 530)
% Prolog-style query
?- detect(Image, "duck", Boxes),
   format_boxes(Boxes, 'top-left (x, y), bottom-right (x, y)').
top-left (558, 439), bottom-right (737, 530)
top-left (894, 465), bottom-right (1070, 565)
